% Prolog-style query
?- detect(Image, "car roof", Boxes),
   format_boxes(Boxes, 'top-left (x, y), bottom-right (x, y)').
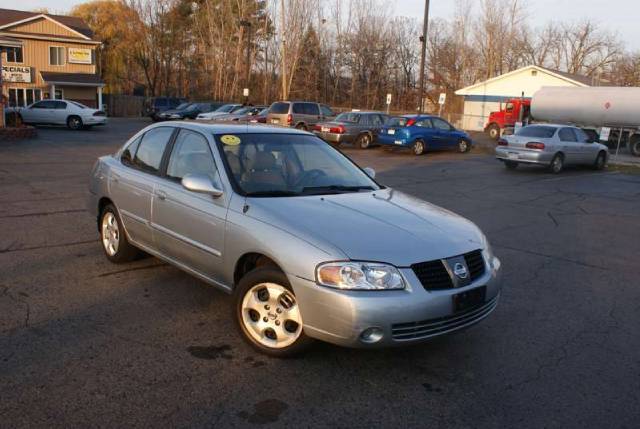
top-left (524, 123), bottom-right (573, 128)
top-left (145, 121), bottom-right (312, 136)
top-left (339, 111), bottom-right (385, 115)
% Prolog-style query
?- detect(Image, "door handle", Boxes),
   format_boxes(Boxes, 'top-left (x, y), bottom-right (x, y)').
top-left (156, 190), bottom-right (167, 201)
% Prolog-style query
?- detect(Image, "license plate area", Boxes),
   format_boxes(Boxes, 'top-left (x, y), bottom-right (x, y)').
top-left (507, 152), bottom-right (519, 160)
top-left (388, 129), bottom-right (395, 135)
top-left (321, 126), bottom-right (330, 132)
top-left (271, 119), bottom-right (279, 124)
top-left (452, 286), bottom-right (486, 313)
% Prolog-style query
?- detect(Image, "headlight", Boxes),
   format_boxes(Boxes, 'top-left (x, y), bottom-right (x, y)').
top-left (316, 262), bottom-right (405, 290)
top-left (170, 114), bottom-right (182, 119)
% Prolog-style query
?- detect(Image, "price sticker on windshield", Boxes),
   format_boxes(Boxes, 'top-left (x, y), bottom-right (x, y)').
top-left (221, 135), bottom-right (241, 146)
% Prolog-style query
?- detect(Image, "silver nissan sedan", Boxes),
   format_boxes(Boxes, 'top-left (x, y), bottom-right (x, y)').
top-left (88, 122), bottom-right (502, 356)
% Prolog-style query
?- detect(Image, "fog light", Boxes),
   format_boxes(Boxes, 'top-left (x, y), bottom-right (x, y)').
top-left (360, 327), bottom-right (384, 344)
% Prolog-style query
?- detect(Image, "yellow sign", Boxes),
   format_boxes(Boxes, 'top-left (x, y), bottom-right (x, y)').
top-left (68, 48), bottom-right (92, 64)
top-left (220, 135), bottom-right (241, 145)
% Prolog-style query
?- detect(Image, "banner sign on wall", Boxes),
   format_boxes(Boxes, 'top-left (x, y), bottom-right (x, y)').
top-left (1, 65), bottom-right (31, 83)
top-left (68, 48), bottom-right (92, 64)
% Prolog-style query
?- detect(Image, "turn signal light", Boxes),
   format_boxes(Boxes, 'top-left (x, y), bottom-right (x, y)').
top-left (526, 142), bottom-right (545, 150)
top-left (497, 138), bottom-right (508, 146)
top-left (287, 114), bottom-right (293, 125)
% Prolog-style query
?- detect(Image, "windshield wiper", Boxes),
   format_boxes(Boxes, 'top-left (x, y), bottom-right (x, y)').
top-left (301, 185), bottom-right (375, 195)
top-left (245, 190), bottom-right (301, 197)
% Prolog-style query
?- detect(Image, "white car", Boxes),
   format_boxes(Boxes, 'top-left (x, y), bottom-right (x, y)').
top-left (196, 103), bottom-right (243, 121)
top-left (15, 99), bottom-right (107, 130)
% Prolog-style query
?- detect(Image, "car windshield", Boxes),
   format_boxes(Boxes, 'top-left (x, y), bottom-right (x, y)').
top-left (516, 125), bottom-right (557, 138)
top-left (335, 112), bottom-right (360, 123)
top-left (175, 103), bottom-right (191, 110)
top-left (216, 133), bottom-right (380, 197)
top-left (233, 107), bottom-right (253, 115)
top-left (215, 104), bottom-right (237, 113)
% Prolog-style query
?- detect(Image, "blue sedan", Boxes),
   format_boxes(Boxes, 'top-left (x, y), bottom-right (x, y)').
top-left (377, 115), bottom-right (473, 156)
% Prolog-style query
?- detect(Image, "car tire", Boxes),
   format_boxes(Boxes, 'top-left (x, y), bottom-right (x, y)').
top-left (67, 115), bottom-right (83, 130)
top-left (487, 124), bottom-right (500, 140)
top-left (413, 139), bottom-right (426, 156)
top-left (234, 266), bottom-right (313, 357)
top-left (549, 153), bottom-right (564, 174)
top-left (458, 139), bottom-right (471, 153)
top-left (629, 136), bottom-right (640, 157)
top-left (356, 133), bottom-right (372, 149)
top-left (504, 160), bottom-right (518, 170)
top-left (593, 151), bottom-right (607, 170)
top-left (99, 204), bottom-right (140, 263)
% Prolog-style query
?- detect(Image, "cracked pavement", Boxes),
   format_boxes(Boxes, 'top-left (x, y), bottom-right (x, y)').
top-left (1, 119), bottom-right (639, 428)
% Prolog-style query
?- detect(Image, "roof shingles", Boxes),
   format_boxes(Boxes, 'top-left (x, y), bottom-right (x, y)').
top-left (0, 8), bottom-right (94, 39)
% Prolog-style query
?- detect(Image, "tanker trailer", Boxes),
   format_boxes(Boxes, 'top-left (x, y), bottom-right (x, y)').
top-left (531, 86), bottom-right (640, 157)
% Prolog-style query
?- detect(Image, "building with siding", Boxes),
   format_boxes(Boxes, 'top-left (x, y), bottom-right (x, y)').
top-left (0, 8), bottom-right (103, 113)
top-left (454, 65), bottom-right (591, 132)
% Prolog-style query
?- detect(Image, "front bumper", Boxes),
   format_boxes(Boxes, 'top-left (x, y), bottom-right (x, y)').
top-left (495, 146), bottom-right (553, 165)
top-left (291, 255), bottom-right (502, 348)
top-left (313, 131), bottom-right (355, 144)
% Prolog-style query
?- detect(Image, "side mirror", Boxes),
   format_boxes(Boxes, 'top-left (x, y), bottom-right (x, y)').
top-left (181, 174), bottom-right (223, 198)
top-left (363, 167), bottom-right (376, 179)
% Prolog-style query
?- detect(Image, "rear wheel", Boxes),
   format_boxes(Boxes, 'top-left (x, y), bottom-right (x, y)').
top-left (235, 267), bottom-right (313, 357)
top-left (593, 151), bottom-right (607, 170)
top-left (504, 160), bottom-right (518, 170)
top-left (356, 133), bottom-right (372, 149)
top-left (458, 139), bottom-right (471, 153)
top-left (487, 124), bottom-right (500, 140)
top-left (629, 135), bottom-right (640, 157)
top-left (67, 115), bottom-right (83, 130)
top-left (549, 153), bottom-right (564, 174)
top-left (413, 139), bottom-right (425, 156)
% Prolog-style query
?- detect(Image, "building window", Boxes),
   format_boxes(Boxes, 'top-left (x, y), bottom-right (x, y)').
top-left (49, 46), bottom-right (65, 65)
top-left (5, 47), bottom-right (23, 63)
top-left (8, 88), bottom-right (43, 107)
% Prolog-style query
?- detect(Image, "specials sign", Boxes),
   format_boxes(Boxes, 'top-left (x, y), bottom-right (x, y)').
top-left (68, 48), bottom-right (92, 64)
top-left (1, 65), bottom-right (32, 83)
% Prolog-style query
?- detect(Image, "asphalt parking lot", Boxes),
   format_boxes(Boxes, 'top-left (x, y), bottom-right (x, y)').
top-left (1, 119), bottom-right (639, 428)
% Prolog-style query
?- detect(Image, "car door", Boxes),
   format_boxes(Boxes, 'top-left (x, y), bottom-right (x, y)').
top-left (414, 118), bottom-right (441, 147)
top-left (110, 127), bottom-right (175, 249)
top-left (22, 100), bottom-right (49, 123)
top-left (304, 103), bottom-right (321, 126)
top-left (574, 127), bottom-right (600, 163)
top-left (431, 117), bottom-right (457, 148)
top-left (53, 101), bottom-right (69, 125)
top-left (557, 127), bottom-right (581, 164)
top-left (151, 128), bottom-right (228, 282)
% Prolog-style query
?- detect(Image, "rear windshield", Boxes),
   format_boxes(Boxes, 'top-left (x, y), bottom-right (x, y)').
top-left (270, 102), bottom-right (290, 114)
top-left (516, 125), bottom-right (557, 138)
top-left (387, 117), bottom-right (410, 127)
top-left (335, 112), bottom-right (360, 123)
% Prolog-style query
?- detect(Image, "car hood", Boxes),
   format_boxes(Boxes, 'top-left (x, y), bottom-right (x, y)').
top-left (246, 188), bottom-right (485, 266)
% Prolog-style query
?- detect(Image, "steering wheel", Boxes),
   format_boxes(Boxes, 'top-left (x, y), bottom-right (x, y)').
top-left (293, 169), bottom-right (328, 188)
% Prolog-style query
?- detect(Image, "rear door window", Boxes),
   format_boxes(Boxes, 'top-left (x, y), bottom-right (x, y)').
top-left (415, 119), bottom-right (433, 128)
top-left (320, 105), bottom-right (334, 116)
top-left (270, 102), bottom-right (290, 114)
top-left (370, 115), bottom-right (384, 126)
top-left (133, 127), bottom-right (174, 174)
top-left (54, 101), bottom-right (67, 109)
top-left (432, 118), bottom-right (452, 131)
top-left (292, 103), bottom-right (305, 114)
top-left (559, 128), bottom-right (578, 142)
top-left (303, 103), bottom-right (320, 116)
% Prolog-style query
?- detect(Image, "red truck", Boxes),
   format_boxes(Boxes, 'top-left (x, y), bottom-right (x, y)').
top-left (484, 98), bottom-right (531, 140)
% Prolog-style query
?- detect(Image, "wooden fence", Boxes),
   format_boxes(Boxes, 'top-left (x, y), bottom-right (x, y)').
top-left (104, 94), bottom-right (145, 117)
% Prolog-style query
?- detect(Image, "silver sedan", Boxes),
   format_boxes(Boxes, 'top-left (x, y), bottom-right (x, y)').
top-left (496, 124), bottom-right (608, 173)
top-left (88, 122), bottom-right (502, 356)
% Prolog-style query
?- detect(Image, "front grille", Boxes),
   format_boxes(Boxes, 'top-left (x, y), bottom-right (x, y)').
top-left (464, 250), bottom-right (486, 282)
top-left (391, 294), bottom-right (499, 341)
top-left (411, 249), bottom-right (487, 290)
top-left (411, 260), bottom-right (453, 290)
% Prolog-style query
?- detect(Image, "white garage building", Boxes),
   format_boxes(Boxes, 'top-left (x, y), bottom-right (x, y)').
top-left (455, 65), bottom-right (591, 131)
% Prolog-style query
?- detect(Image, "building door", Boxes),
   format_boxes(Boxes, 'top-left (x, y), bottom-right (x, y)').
top-left (54, 89), bottom-right (64, 100)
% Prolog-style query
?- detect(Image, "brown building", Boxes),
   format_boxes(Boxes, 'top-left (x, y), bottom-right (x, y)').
top-left (0, 8), bottom-right (103, 113)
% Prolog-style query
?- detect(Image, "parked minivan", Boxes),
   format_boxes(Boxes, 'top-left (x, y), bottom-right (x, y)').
top-left (266, 101), bottom-right (335, 130)
top-left (144, 97), bottom-right (187, 121)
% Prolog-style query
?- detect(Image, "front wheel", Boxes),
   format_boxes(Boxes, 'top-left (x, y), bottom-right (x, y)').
top-left (100, 204), bottom-right (140, 263)
top-left (593, 151), bottom-right (607, 170)
top-left (629, 136), bottom-right (640, 157)
top-left (413, 140), bottom-right (425, 156)
top-left (234, 267), bottom-right (313, 357)
top-left (458, 139), bottom-right (471, 153)
top-left (487, 124), bottom-right (500, 140)
top-left (67, 115), bottom-right (83, 130)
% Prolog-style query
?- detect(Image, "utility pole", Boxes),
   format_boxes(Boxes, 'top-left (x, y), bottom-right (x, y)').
top-left (417, 0), bottom-right (430, 114)
top-left (280, 0), bottom-right (287, 100)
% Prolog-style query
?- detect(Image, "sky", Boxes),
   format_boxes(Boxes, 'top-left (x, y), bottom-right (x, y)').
top-left (1, 0), bottom-right (638, 50)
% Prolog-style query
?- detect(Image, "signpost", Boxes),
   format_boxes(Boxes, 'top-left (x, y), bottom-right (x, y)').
top-left (438, 92), bottom-right (446, 116)
top-left (243, 88), bottom-right (249, 104)
top-left (386, 93), bottom-right (392, 114)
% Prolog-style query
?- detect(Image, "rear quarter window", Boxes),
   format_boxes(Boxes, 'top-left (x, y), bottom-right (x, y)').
top-left (303, 103), bottom-right (320, 115)
top-left (516, 126), bottom-right (558, 138)
top-left (270, 102), bottom-right (290, 114)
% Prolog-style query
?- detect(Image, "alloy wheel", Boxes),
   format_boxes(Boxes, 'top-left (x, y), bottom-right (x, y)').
top-left (459, 140), bottom-right (469, 153)
top-left (241, 283), bottom-right (302, 349)
top-left (413, 140), bottom-right (425, 156)
top-left (101, 212), bottom-right (120, 256)
top-left (359, 134), bottom-right (371, 149)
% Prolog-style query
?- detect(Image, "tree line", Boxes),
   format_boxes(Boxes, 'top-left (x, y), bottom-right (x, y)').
top-left (70, 0), bottom-right (640, 113)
